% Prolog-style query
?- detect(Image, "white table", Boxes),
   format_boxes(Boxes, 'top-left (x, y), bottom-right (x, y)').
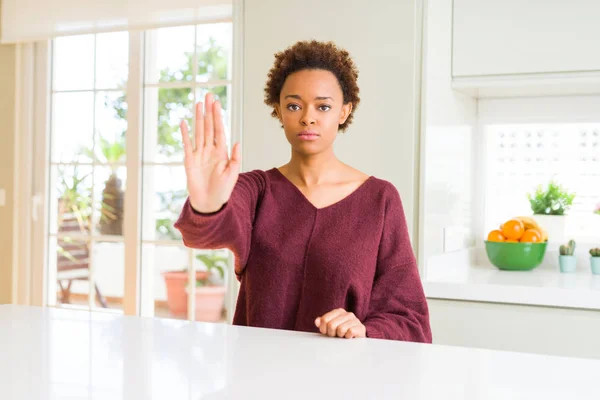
top-left (1, 305), bottom-right (598, 399)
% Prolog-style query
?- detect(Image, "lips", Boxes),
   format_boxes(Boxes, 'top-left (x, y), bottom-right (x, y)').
top-left (297, 131), bottom-right (320, 140)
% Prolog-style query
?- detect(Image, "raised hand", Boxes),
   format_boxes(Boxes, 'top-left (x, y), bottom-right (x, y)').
top-left (181, 93), bottom-right (241, 213)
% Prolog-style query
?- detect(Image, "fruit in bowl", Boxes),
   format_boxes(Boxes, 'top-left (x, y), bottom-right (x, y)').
top-left (485, 217), bottom-right (548, 271)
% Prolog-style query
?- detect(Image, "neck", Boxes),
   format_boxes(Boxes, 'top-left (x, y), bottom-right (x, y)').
top-left (284, 147), bottom-right (343, 186)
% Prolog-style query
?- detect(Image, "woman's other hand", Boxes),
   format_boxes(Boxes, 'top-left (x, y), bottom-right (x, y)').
top-left (315, 308), bottom-right (366, 339)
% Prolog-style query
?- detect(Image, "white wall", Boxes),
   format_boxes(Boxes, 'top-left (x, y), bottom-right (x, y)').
top-left (241, 0), bottom-right (423, 242)
top-left (421, 0), bottom-right (477, 266)
top-left (0, 42), bottom-right (17, 305)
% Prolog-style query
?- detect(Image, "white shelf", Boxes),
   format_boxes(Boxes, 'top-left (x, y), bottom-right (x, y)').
top-left (423, 250), bottom-right (600, 310)
top-left (452, 71), bottom-right (600, 99)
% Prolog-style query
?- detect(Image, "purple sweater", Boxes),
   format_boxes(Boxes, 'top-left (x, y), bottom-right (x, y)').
top-left (174, 168), bottom-right (432, 342)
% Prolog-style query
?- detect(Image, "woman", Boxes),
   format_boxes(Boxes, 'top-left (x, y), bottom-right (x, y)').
top-left (175, 40), bottom-right (431, 342)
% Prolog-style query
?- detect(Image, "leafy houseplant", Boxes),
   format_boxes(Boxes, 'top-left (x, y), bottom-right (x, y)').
top-left (590, 248), bottom-right (600, 275)
top-left (527, 181), bottom-right (575, 244)
top-left (527, 181), bottom-right (575, 216)
top-left (81, 134), bottom-right (126, 236)
top-left (558, 239), bottom-right (577, 273)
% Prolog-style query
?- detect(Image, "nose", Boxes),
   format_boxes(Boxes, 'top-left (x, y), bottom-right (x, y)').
top-left (300, 108), bottom-right (316, 126)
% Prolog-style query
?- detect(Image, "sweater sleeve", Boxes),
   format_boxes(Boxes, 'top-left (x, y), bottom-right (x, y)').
top-left (363, 183), bottom-right (432, 343)
top-left (173, 170), bottom-right (266, 279)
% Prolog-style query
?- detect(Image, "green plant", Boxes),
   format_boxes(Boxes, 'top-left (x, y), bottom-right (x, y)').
top-left (57, 165), bottom-right (92, 230)
top-left (590, 248), bottom-right (600, 257)
top-left (559, 239), bottom-right (576, 256)
top-left (79, 130), bottom-right (126, 234)
top-left (527, 181), bottom-right (575, 216)
top-left (195, 251), bottom-right (228, 287)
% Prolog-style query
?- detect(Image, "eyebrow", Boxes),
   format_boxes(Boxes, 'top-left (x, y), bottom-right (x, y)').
top-left (284, 94), bottom-right (334, 101)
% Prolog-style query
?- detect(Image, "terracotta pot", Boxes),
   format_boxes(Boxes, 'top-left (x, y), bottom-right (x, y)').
top-left (162, 270), bottom-right (209, 315)
top-left (193, 286), bottom-right (226, 322)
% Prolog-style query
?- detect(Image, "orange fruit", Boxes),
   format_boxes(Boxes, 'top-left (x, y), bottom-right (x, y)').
top-left (502, 219), bottom-right (525, 240)
top-left (487, 230), bottom-right (506, 242)
top-left (520, 229), bottom-right (542, 243)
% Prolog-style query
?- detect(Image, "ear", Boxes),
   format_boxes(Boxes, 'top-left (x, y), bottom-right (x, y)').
top-left (339, 103), bottom-right (353, 124)
top-left (274, 104), bottom-right (282, 122)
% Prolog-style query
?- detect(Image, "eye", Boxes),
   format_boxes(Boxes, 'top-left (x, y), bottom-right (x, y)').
top-left (287, 104), bottom-right (300, 111)
top-left (318, 105), bottom-right (331, 112)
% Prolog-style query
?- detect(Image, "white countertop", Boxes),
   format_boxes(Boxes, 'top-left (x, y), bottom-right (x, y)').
top-left (1, 305), bottom-right (599, 399)
top-left (423, 249), bottom-right (600, 310)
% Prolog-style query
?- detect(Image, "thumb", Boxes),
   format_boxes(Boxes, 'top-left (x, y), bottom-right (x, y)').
top-left (315, 317), bottom-right (321, 327)
top-left (230, 142), bottom-right (241, 164)
top-left (226, 143), bottom-right (241, 177)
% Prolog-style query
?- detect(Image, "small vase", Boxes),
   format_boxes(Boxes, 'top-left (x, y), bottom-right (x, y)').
top-left (558, 255), bottom-right (577, 273)
top-left (591, 257), bottom-right (600, 275)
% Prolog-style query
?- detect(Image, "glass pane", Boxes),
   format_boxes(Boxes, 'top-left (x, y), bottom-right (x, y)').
top-left (142, 166), bottom-right (186, 241)
top-left (95, 31), bottom-right (129, 89)
top-left (195, 86), bottom-right (231, 147)
top-left (53, 35), bottom-right (94, 91)
top-left (145, 26), bottom-right (195, 84)
top-left (196, 23), bottom-right (232, 83)
top-left (91, 241), bottom-right (125, 311)
top-left (143, 88), bottom-right (192, 162)
top-left (145, 246), bottom-right (227, 322)
top-left (52, 236), bottom-right (92, 307)
top-left (144, 245), bottom-right (190, 320)
top-left (52, 92), bottom-right (94, 163)
top-left (94, 167), bottom-right (127, 237)
top-left (51, 165), bottom-right (93, 235)
top-left (195, 86), bottom-right (229, 111)
top-left (95, 91), bottom-right (127, 163)
top-left (193, 248), bottom-right (228, 322)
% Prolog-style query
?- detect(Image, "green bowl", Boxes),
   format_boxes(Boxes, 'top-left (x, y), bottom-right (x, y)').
top-left (484, 240), bottom-right (548, 271)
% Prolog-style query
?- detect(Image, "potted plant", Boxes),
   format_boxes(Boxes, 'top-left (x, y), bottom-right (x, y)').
top-left (590, 248), bottom-right (600, 275)
top-left (558, 239), bottom-right (577, 273)
top-left (162, 250), bottom-right (227, 322)
top-left (527, 180), bottom-right (575, 245)
top-left (193, 252), bottom-right (227, 322)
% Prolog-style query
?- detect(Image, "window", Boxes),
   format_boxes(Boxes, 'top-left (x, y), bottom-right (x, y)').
top-left (46, 22), bottom-right (233, 321)
top-left (49, 32), bottom-right (130, 312)
top-left (484, 123), bottom-right (600, 241)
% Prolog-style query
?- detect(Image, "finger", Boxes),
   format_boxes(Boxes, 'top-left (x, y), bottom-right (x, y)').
top-left (226, 142), bottom-right (241, 176)
top-left (213, 100), bottom-right (226, 150)
top-left (180, 121), bottom-right (193, 155)
top-left (230, 142), bottom-right (241, 164)
top-left (204, 93), bottom-right (215, 148)
top-left (318, 309), bottom-right (345, 335)
top-left (338, 319), bottom-right (360, 338)
top-left (346, 325), bottom-right (366, 339)
top-left (326, 314), bottom-right (353, 337)
top-left (195, 102), bottom-right (204, 149)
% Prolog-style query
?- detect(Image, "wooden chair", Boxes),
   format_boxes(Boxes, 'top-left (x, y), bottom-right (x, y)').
top-left (56, 210), bottom-right (108, 308)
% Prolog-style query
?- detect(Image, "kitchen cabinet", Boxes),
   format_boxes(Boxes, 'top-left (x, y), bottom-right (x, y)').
top-left (452, 0), bottom-right (600, 78)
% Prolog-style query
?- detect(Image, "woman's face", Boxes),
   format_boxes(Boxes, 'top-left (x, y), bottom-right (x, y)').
top-left (275, 69), bottom-right (352, 156)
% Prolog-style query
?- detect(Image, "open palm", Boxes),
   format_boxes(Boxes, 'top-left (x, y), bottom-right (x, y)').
top-left (180, 93), bottom-right (241, 213)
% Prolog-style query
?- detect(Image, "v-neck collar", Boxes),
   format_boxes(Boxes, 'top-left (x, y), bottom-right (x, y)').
top-left (270, 167), bottom-right (374, 211)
